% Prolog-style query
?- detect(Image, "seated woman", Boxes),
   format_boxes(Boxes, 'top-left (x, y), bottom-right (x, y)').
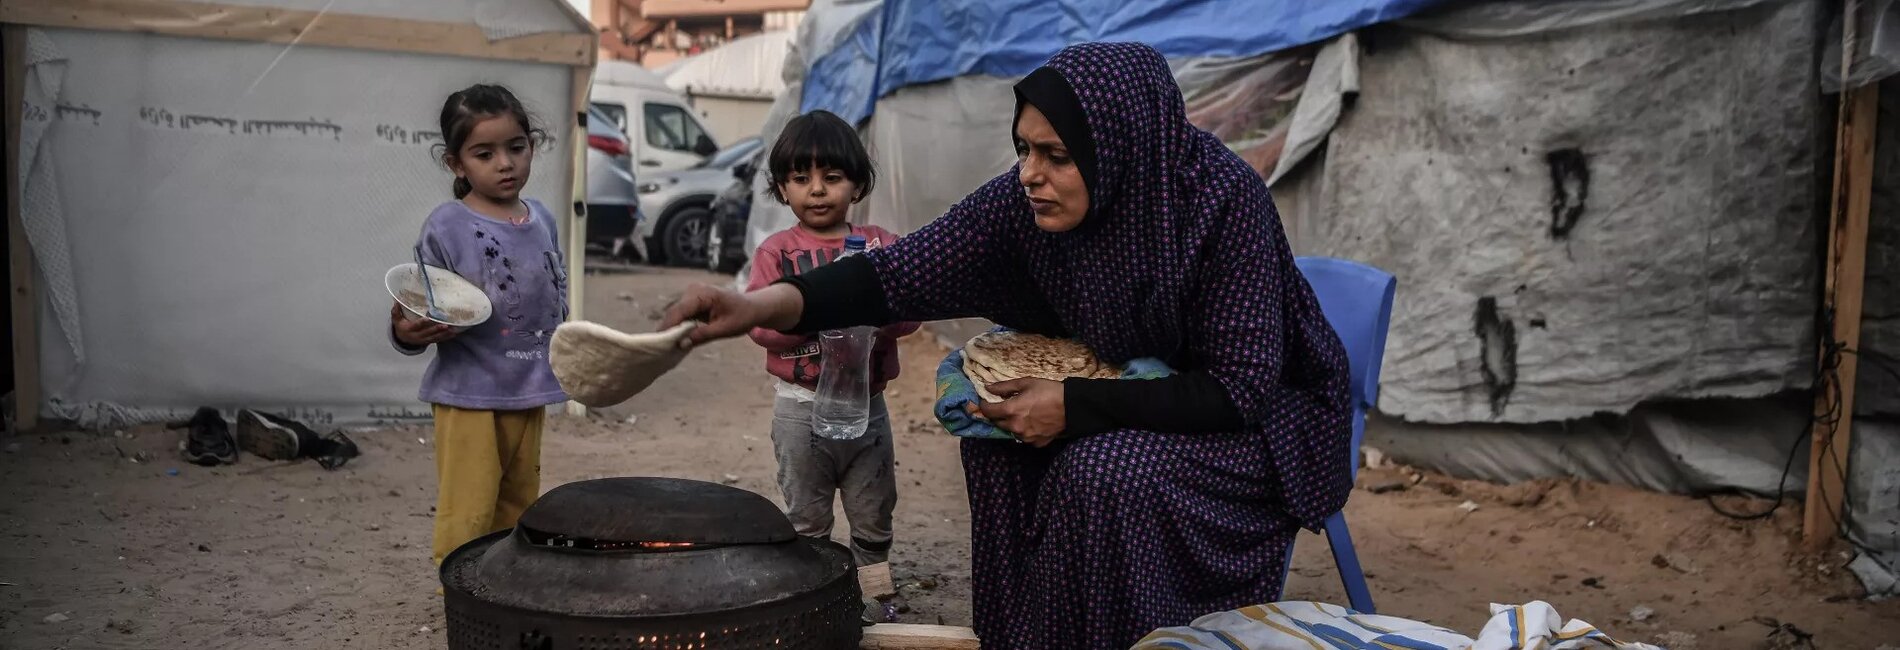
top-left (664, 41), bottom-right (1354, 650)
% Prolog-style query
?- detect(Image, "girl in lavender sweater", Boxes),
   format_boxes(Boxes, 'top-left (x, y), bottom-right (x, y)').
top-left (388, 84), bottom-right (569, 568)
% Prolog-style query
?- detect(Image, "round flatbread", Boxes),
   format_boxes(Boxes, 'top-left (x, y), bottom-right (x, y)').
top-left (960, 331), bottom-right (1121, 401)
top-left (550, 321), bottom-right (696, 407)
top-left (965, 331), bottom-right (1099, 377)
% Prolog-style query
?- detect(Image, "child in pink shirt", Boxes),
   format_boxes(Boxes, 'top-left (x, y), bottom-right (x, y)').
top-left (748, 111), bottom-right (918, 577)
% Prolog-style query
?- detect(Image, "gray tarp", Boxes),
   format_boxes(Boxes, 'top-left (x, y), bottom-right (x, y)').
top-left (1278, 0), bottom-right (1825, 424)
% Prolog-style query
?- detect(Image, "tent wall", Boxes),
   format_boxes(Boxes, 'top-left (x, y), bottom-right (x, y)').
top-left (195, 0), bottom-right (582, 38)
top-left (1859, 79), bottom-right (1900, 417)
top-left (859, 76), bottom-right (1019, 239)
top-left (15, 26), bottom-right (578, 428)
top-left (685, 94), bottom-right (772, 143)
top-left (1366, 395), bottom-right (1812, 496)
top-left (1842, 75), bottom-right (1900, 596)
top-left (1278, 0), bottom-right (1828, 425)
top-left (0, 0), bottom-right (595, 66)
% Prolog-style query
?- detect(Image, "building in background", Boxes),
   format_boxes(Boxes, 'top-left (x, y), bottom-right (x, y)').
top-left (588, 0), bottom-right (804, 69)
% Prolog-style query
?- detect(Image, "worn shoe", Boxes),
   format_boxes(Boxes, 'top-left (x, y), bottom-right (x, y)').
top-left (176, 407), bottom-right (236, 466)
top-left (235, 409), bottom-right (316, 461)
top-left (311, 431), bottom-right (360, 470)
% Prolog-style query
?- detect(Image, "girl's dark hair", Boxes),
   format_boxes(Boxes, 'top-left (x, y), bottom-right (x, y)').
top-left (767, 110), bottom-right (875, 204)
top-left (434, 84), bottom-right (550, 198)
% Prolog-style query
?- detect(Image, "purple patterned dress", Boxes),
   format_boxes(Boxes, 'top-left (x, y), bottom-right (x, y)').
top-left (864, 43), bottom-right (1353, 649)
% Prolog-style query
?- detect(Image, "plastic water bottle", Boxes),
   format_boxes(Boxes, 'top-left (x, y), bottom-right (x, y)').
top-left (812, 235), bottom-right (877, 440)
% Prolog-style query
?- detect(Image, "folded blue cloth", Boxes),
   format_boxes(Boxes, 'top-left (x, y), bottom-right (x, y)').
top-left (934, 330), bottom-right (1174, 440)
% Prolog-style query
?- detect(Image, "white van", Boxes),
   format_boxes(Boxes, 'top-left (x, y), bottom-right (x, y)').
top-left (591, 60), bottom-right (720, 173)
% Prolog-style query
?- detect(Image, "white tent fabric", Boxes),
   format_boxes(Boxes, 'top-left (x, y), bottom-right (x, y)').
top-left (211, 0), bottom-right (581, 40)
top-left (596, 60), bottom-right (674, 93)
top-left (18, 3), bottom-right (587, 429)
top-left (664, 31), bottom-right (793, 100)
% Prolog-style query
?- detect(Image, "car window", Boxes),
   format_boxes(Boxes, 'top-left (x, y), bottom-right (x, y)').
top-left (643, 103), bottom-right (708, 152)
top-left (704, 138), bottom-right (761, 169)
top-left (592, 102), bottom-right (628, 135)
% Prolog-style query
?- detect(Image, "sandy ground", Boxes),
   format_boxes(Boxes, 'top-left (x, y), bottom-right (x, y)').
top-left (2, 265), bottom-right (1896, 650)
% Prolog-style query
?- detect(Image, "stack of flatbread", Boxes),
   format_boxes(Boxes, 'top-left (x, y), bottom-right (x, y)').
top-left (962, 331), bottom-right (1121, 403)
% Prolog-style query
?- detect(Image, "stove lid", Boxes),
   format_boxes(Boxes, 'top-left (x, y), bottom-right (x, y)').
top-left (516, 477), bottom-right (795, 545)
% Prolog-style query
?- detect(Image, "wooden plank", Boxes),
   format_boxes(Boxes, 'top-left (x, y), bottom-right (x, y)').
top-left (4, 25), bottom-right (37, 434)
top-left (642, 0), bottom-right (807, 19)
top-left (564, 64), bottom-right (590, 418)
top-left (857, 561), bottom-right (894, 599)
top-left (861, 624), bottom-right (980, 650)
top-left (0, 0), bottom-right (595, 67)
top-left (1804, 81), bottom-right (1878, 548)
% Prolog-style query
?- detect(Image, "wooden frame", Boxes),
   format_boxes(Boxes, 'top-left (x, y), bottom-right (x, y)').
top-left (5, 24), bottom-right (34, 433)
top-left (565, 64), bottom-right (592, 418)
top-left (1805, 82), bottom-right (1877, 547)
top-left (0, 1), bottom-right (600, 430)
top-left (0, 0), bottom-right (596, 67)
top-left (1804, 0), bottom-right (1878, 548)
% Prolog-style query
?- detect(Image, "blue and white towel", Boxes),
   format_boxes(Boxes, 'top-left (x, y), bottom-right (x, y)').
top-left (1133, 601), bottom-right (1664, 650)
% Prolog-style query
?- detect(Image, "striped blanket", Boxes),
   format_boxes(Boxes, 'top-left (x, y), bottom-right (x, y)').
top-left (1134, 601), bottom-right (1664, 650)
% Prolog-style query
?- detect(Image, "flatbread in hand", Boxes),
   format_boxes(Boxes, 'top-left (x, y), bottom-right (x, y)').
top-left (550, 321), bottom-right (695, 407)
top-left (960, 331), bottom-right (1121, 402)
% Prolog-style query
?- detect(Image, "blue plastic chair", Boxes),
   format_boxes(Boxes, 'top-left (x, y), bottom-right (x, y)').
top-left (1285, 256), bottom-right (1397, 615)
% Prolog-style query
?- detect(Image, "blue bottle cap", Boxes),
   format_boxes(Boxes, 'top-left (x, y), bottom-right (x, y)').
top-left (844, 234), bottom-right (867, 251)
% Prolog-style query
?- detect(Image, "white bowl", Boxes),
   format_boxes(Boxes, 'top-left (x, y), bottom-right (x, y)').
top-left (384, 263), bottom-right (492, 332)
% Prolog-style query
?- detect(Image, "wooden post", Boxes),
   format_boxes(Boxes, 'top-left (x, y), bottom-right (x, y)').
top-left (4, 25), bottom-right (38, 434)
top-left (566, 64), bottom-right (592, 419)
top-left (1805, 1), bottom-right (1879, 548)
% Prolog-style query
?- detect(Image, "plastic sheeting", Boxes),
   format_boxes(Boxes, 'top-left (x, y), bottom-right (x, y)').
top-left (596, 60), bottom-right (674, 93)
top-left (848, 49), bottom-right (1339, 240)
top-left (1397, 0), bottom-right (1788, 39)
top-left (23, 27), bottom-right (577, 429)
top-left (664, 31), bottom-right (793, 100)
top-left (1266, 34), bottom-right (1359, 186)
top-left (1823, 0), bottom-right (1900, 91)
top-left (1859, 79), bottom-right (1900, 418)
top-left (800, 0), bottom-right (1453, 123)
top-left (858, 76), bottom-right (1023, 239)
top-left (1280, 0), bottom-right (1825, 424)
top-left (1174, 48), bottom-right (1317, 184)
top-left (1847, 419), bottom-right (1900, 599)
top-left (208, 0), bottom-right (584, 41)
top-left (1367, 396), bottom-right (1813, 497)
top-left (792, 0), bottom-right (883, 124)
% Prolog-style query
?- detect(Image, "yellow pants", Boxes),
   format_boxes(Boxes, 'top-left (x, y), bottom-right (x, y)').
top-left (430, 405), bottom-right (545, 566)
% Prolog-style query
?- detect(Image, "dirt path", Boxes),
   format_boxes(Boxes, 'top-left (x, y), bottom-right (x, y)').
top-left (1, 266), bottom-right (1894, 649)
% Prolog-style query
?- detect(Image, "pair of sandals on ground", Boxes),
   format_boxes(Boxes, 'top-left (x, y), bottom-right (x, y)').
top-left (175, 408), bottom-right (360, 469)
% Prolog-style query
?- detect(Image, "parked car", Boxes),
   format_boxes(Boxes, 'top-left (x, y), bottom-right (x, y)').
top-left (591, 61), bottom-right (721, 173)
top-left (706, 149), bottom-right (763, 274)
top-left (637, 136), bottom-right (764, 267)
top-left (584, 102), bottom-right (643, 260)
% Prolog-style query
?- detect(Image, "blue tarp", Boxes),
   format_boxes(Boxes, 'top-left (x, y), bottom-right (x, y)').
top-left (801, 0), bottom-right (1454, 123)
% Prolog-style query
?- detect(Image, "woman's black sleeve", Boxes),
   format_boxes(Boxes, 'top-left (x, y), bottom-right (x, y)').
top-left (1062, 372), bottom-right (1246, 437)
top-left (774, 254), bottom-right (894, 332)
